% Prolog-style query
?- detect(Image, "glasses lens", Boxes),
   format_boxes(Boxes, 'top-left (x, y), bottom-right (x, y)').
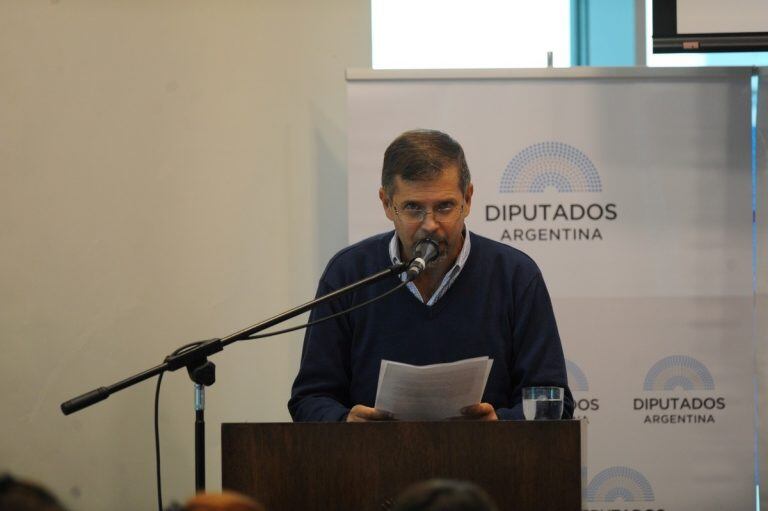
top-left (434, 205), bottom-right (460, 222)
top-left (401, 209), bottom-right (424, 223)
top-left (396, 204), bottom-right (463, 224)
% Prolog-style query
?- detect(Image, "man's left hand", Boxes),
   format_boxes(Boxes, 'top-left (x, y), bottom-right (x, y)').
top-left (457, 403), bottom-right (498, 421)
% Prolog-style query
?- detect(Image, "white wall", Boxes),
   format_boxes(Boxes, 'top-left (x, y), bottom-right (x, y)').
top-left (0, 1), bottom-right (370, 509)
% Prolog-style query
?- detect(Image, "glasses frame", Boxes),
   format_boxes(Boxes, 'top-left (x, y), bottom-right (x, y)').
top-left (392, 202), bottom-right (465, 225)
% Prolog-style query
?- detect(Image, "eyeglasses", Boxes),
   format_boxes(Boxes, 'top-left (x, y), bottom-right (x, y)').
top-left (392, 203), bottom-right (464, 225)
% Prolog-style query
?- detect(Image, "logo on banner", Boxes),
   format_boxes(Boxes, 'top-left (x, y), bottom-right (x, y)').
top-left (499, 142), bottom-right (602, 193)
top-left (643, 355), bottom-right (715, 391)
top-left (585, 466), bottom-right (661, 511)
top-left (566, 359), bottom-right (599, 418)
top-left (485, 141), bottom-right (618, 243)
top-left (634, 355), bottom-right (725, 425)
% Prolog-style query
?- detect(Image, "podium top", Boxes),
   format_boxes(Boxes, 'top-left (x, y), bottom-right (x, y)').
top-left (222, 420), bottom-right (584, 511)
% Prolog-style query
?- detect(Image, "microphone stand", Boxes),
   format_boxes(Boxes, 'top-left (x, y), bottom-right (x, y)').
top-left (60, 261), bottom-right (408, 492)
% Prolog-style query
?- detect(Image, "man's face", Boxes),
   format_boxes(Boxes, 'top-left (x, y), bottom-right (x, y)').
top-left (379, 165), bottom-right (473, 269)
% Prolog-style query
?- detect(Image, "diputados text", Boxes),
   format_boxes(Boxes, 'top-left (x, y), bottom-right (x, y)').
top-left (485, 202), bottom-right (618, 242)
top-left (486, 203), bottom-right (618, 222)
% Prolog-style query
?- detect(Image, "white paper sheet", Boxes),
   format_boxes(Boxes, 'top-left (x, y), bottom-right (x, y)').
top-left (373, 357), bottom-right (493, 420)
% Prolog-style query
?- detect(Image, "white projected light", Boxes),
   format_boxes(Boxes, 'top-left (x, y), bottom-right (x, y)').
top-left (371, 0), bottom-right (571, 69)
top-left (677, 0), bottom-right (768, 34)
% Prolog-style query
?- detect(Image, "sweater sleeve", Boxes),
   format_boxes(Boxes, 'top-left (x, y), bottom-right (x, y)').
top-left (496, 272), bottom-right (574, 420)
top-left (288, 276), bottom-right (354, 422)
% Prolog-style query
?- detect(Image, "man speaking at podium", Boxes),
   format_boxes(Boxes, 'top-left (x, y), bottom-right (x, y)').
top-left (289, 129), bottom-right (573, 422)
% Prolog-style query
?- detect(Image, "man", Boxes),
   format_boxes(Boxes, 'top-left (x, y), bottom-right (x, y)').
top-left (180, 491), bottom-right (265, 511)
top-left (289, 129), bottom-right (573, 422)
top-left (0, 473), bottom-right (70, 511)
top-left (391, 479), bottom-right (499, 511)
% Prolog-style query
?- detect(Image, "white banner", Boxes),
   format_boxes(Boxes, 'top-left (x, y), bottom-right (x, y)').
top-left (347, 68), bottom-right (755, 511)
top-left (757, 67), bottom-right (768, 511)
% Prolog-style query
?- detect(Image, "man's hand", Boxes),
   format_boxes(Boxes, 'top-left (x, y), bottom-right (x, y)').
top-left (346, 404), bottom-right (394, 422)
top-left (456, 403), bottom-right (498, 421)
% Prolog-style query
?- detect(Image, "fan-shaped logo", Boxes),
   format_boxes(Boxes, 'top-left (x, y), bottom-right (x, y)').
top-left (566, 359), bottom-right (589, 392)
top-left (585, 466), bottom-right (655, 503)
top-left (643, 355), bottom-right (715, 391)
top-left (500, 142), bottom-right (601, 193)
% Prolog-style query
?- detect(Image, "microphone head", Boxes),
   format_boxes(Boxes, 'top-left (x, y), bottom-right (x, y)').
top-left (413, 238), bottom-right (439, 264)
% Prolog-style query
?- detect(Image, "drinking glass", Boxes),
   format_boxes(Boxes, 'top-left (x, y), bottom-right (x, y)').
top-left (522, 386), bottom-right (563, 420)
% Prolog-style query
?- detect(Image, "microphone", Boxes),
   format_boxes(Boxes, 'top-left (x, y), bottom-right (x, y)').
top-left (405, 238), bottom-right (439, 281)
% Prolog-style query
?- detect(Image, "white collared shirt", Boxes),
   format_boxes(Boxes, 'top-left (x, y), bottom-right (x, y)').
top-left (388, 230), bottom-right (472, 306)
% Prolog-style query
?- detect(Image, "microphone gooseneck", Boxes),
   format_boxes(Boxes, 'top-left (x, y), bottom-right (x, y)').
top-left (405, 238), bottom-right (439, 281)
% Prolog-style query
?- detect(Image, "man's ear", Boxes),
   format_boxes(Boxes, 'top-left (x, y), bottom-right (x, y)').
top-left (463, 183), bottom-right (474, 217)
top-left (380, 187), bottom-right (395, 221)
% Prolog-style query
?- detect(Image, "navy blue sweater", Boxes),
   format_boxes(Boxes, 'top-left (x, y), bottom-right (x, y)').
top-left (288, 231), bottom-right (573, 421)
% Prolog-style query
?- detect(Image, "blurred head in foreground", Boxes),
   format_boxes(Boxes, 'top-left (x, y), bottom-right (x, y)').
top-left (182, 491), bottom-right (265, 511)
top-left (0, 474), bottom-right (68, 511)
top-left (391, 479), bottom-right (499, 511)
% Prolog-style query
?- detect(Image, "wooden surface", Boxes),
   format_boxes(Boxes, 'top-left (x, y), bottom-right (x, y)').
top-left (222, 420), bottom-right (583, 511)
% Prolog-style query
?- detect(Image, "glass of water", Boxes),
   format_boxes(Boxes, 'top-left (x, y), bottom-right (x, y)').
top-left (522, 386), bottom-right (563, 420)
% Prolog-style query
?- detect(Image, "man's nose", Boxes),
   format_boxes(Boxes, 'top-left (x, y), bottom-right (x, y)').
top-left (420, 212), bottom-right (440, 232)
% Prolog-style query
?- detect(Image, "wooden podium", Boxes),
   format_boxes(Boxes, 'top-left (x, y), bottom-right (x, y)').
top-left (222, 420), bottom-right (584, 511)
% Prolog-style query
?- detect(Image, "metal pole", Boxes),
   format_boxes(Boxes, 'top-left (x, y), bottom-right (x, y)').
top-left (194, 383), bottom-right (205, 492)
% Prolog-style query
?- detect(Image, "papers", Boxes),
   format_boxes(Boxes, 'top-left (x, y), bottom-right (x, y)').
top-left (374, 357), bottom-right (493, 421)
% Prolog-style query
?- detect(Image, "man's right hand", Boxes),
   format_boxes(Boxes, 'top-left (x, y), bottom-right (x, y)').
top-left (346, 405), bottom-right (393, 422)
